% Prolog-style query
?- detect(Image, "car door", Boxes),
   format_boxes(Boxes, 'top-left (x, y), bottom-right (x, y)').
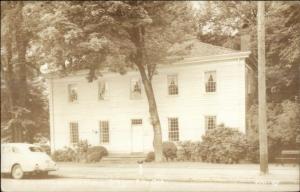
top-left (1, 146), bottom-right (12, 173)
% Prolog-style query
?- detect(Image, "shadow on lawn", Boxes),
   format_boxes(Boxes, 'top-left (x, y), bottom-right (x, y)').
top-left (1, 173), bottom-right (62, 180)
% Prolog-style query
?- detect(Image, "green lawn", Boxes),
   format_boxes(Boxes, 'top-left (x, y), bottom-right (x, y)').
top-left (56, 161), bottom-right (298, 169)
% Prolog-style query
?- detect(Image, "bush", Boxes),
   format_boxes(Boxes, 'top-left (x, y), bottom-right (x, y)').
top-left (162, 141), bottom-right (177, 161)
top-left (176, 141), bottom-right (202, 161)
top-left (87, 146), bottom-right (108, 156)
top-left (247, 100), bottom-right (300, 162)
top-left (75, 140), bottom-right (90, 163)
top-left (51, 144), bottom-right (108, 163)
top-left (86, 146), bottom-right (108, 162)
top-left (52, 147), bottom-right (77, 162)
top-left (145, 152), bottom-right (155, 162)
top-left (199, 126), bottom-right (248, 164)
top-left (87, 152), bottom-right (102, 163)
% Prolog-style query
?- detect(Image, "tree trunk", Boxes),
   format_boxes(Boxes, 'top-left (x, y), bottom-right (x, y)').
top-left (136, 64), bottom-right (164, 162)
top-left (130, 24), bottom-right (164, 162)
top-left (2, 7), bottom-right (16, 142)
top-left (15, 1), bottom-right (28, 142)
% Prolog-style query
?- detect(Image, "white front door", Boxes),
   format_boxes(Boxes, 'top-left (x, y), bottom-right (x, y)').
top-left (131, 120), bottom-right (144, 153)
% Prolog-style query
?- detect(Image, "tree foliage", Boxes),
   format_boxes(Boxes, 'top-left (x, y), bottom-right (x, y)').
top-left (1, 1), bottom-right (49, 142)
top-left (247, 100), bottom-right (300, 161)
top-left (28, 1), bottom-right (197, 161)
top-left (197, 1), bottom-right (300, 102)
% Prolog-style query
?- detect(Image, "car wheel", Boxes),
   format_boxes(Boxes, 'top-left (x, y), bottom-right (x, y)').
top-left (11, 164), bottom-right (24, 179)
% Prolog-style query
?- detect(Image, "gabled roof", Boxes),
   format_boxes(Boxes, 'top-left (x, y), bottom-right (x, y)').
top-left (44, 37), bottom-right (250, 78)
top-left (168, 38), bottom-right (239, 59)
top-left (166, 38), bottom-right (250, 65)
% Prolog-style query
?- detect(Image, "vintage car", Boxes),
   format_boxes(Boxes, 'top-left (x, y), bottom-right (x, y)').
top-left (1, 143), bottom-right (58, 179)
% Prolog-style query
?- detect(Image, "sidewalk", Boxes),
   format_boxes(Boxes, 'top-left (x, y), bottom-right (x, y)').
top-left (52, 162), bottom-right (299, 185)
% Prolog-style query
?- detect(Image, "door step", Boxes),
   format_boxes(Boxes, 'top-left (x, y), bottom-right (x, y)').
top-left (101, 153), bottom-right (146, 163)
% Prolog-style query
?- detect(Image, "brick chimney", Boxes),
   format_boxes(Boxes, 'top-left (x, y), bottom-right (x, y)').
top-left (240, 22), bottom-right (251, 51)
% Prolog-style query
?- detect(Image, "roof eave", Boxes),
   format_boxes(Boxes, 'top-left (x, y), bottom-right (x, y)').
top-left (173, 51), bottom-right (251, 64)
top-left (44, 51), bottom-right (251, 79)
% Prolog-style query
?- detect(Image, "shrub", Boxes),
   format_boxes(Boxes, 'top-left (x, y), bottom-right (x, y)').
top-left (86, 146), bottom-right (108, 162)
top-left (51, 144), bottom-right (108, 163)
top-left (162, 141), bottom-right (177, 161)
top-left (75, 140), bottom-right (90, 163)
top-left (247, 100), bottom-right (300, 162)
top-left (87, 152), bottom-right (102, 163)
top-left (176, 141), bottom-right (202, 161)
top-left (199, 125), bottom-right (248, 164)
top-left (87, 146), bottom-right (108, 157)
top-left (246, 139), bottom-right (259, 163)
top-left (145, 152), bottom-right (155, 162)
top-left (52, 147), bottom-right (77, 162)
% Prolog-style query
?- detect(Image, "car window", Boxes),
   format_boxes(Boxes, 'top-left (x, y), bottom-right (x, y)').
top-left (12, 147), bottom-right (20, 153)
top-left (29, 146), bottom-right (43, 152)
top-left (2, 146), bottom-right (12, 153)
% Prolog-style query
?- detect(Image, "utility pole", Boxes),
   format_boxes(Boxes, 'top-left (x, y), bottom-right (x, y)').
top-left (257, 1), bottom-right (269, 175)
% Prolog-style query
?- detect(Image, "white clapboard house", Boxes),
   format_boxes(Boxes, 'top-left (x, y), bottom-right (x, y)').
top-left (47, 38), bottom-right (252, 154)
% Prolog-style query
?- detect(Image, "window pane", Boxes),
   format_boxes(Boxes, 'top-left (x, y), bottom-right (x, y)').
top-left (168, 118), bottom-right (179, 141)
top-left (131, 119), bottom-right (143, 125)
top-left (100, 121), bottom-right (109, 144)
top-left (29, 147), bottom-right (43, 152)
top-left (205, 116), bottom-right (216, 130)
top-left (168, 75), bottom-right (178, 95)
top-left (68, 84), bottom-right (78, 102)
top-left (130, 79), bottom-right (142, 99)
top-left (70, 122), bottom-right (79, 144)
top-left (205, 71), bottom-right (216, 92)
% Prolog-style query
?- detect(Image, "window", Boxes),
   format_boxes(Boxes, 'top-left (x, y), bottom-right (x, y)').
top-left (130, 78), bottom-right (142, 99)
top-left (2, 146), bottom-right (12, 153)
top-left (29, 147), bottom-right (43, 152)
top-left (68, 84), bottom-right (78, 102)
top-left (168, 75), bottom-right (178, 95)
top-left (70, 122), bottom-right (79, 144)
top-left (12, 147), bottom-right (20, 153)
top-left (168, 118), bottom-right (179, 141)
top-left (99, 121), bottom-right (109, 144)
top-left (98, 80), bottom-right (109, 100)
top-left (205, 116), bottom-right (216, 130)
top-left (131, 119), bottom-right (143, 125)
top-left (205, 71), bottom-right (216, 92)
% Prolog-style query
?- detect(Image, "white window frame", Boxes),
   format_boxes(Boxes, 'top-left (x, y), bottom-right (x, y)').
top-left (131, 119), bottom-right (143, 125)
top-left (130, 78), bottom-right (142, 99)
top-left (68, 84), bottom-right (78, 103)
top-left (99, 121), bottom-right (110, 144)
top-left (205, 116), bottom-right (217, 130)
top-left (204, 71), bottom-right (217, 94)
top-left (69, 122), bottom-right (79, 144)
top-left (167, 74), bottom-right (179, 96)
top-left (168, 117), bottom-right (179, 142)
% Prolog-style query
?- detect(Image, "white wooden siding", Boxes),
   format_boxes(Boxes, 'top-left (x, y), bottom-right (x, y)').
top-left (49, 58), bottom-right (246, 153)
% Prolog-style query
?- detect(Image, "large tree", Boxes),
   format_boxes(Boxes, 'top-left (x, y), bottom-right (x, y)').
top-left (36, 1), bottom-right (197, 161)
top-left (1, 1), bottom-right (49, 143)
top-left (196, 1), bottom-right (300, 160)
top-left (197, 1), bottom-right (300, 103)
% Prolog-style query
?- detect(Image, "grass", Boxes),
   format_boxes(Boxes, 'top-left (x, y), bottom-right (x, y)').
top-left (56, 161), bottom-right (298, 169)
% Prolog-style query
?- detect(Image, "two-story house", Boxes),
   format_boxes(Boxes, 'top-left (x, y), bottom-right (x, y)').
top-left (47, 39), bottom-right (251, 154)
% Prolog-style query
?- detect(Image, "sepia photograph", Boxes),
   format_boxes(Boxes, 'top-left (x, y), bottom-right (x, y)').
top-left (1, 1), bottom-right (299, 192)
